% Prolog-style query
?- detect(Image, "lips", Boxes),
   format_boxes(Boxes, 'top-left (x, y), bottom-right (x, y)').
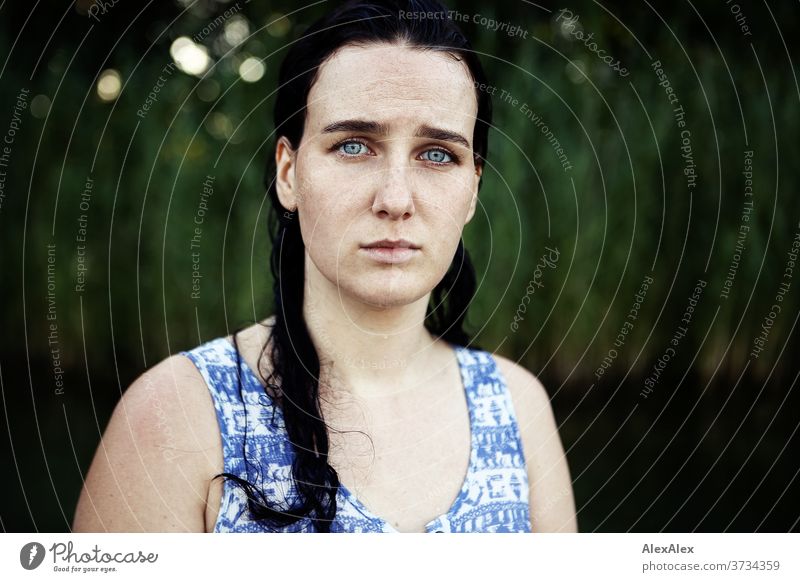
top-left (362, 238), bottom-right (421, 249)
top-left (359, 239), bottom-right (421, 264)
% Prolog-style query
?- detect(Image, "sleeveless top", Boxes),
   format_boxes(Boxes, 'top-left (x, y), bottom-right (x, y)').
top-left (179, 336), bottom-right (532, 533)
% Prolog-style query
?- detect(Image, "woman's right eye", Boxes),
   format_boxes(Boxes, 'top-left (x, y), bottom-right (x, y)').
top-left (334, 139), bottom-right (371, 157)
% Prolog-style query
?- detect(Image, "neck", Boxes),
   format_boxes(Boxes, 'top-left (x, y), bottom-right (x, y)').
top-left (302, 258), bottom-right (443, 398)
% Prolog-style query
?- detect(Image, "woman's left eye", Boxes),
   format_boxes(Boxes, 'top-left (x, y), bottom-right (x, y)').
top-left (420, 148), bottom-right (454, 165)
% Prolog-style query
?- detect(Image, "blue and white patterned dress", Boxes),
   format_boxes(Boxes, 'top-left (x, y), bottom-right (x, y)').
top-left (179, 336), bottom-right (532, 533)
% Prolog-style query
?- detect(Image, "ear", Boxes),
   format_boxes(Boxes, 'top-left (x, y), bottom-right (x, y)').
top-left (275, 136), bottom-right (298, 212)
top-left (464, 161), bottom-right (482, 225)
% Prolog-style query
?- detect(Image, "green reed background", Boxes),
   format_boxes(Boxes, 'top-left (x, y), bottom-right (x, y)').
top-left (1, 0), bottom-right (798, 532)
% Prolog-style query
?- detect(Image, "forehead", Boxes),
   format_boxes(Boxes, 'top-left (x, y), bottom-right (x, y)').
top-left (305, 43), bottom-right (478, 138)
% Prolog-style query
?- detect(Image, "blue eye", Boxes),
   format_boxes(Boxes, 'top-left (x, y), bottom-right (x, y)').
top-left (338, 140), bottom-right (369, 156)
top-left (421, 149), bottom-right (453, 164)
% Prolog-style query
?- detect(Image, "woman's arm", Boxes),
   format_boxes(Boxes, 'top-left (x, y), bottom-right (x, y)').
top-left (72, 355), bottom-right (222, 532)
top-left (496, 356), bottom-right (579, 533)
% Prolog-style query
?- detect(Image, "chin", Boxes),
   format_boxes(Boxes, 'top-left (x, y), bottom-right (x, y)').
top-left (340, 273), bottom-right (432, 310)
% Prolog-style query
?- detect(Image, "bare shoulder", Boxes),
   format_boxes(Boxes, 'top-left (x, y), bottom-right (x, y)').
top-left (492, 354), bottom-right (551, 422)
top-left (492, 354), bottom-right (579, 533)
top-left (72, 352), bottom-right (222, 532)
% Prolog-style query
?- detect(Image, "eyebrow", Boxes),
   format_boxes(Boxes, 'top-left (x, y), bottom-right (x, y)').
top-left (321, 119), bottom-right (472, 150)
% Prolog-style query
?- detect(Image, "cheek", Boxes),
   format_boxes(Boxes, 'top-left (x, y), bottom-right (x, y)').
top-left (295, 163), bottom-right (348, 238)
top-left (297, 203), bottom-right (346, 265)
top-left (422, 170), bottom-right (475, 215)
top-left (296, 179), bottom-right (362, 276)
top-left (418, 175), bottom-right (474, 236)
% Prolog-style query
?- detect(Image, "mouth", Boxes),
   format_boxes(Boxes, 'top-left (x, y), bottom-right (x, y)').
top-left (360, 239), bottom-right (421, 264)
top-left (362, 239), bottom-right (421, 249)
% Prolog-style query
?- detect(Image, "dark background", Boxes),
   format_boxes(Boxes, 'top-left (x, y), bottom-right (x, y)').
top-left (1, 0), bottom-right (798, 532)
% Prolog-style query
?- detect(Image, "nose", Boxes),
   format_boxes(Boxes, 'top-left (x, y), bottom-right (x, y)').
top-left (372, 161), bottom-right (415, 220)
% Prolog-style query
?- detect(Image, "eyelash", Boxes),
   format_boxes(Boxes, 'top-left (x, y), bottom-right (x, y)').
top-left (330, 138), bottom-right (461, 166)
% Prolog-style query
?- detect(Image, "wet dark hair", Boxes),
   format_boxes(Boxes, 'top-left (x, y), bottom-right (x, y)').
top-left (222, 0), bottom-right (492, 532)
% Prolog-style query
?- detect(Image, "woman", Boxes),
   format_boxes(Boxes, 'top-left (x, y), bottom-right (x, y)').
top-left (73, 0), bottom-right (577, 533)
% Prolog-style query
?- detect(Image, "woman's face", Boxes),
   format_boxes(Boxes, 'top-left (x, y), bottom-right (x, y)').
top-left (275, 43), bottom-right (482, 308)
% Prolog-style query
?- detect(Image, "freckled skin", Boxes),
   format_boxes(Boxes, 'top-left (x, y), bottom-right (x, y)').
top-left (275, 43), bottom-right (482, 309)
